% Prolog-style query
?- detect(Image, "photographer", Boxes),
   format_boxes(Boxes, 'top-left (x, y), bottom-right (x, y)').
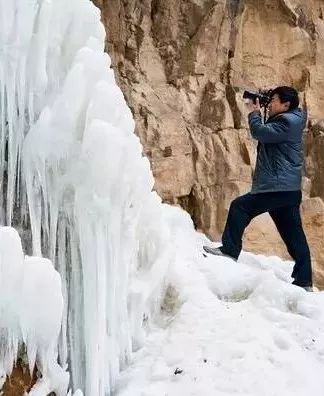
top-left (203, 86), bottom-right (313, 291)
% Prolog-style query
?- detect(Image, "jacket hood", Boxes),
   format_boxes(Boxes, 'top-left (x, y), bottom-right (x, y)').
top-left (286, 108), bottom-right (307, 129)
top-left (289, 108), bottom-right (306, 118)
top-left (267, 108), bottom-right (306, 127)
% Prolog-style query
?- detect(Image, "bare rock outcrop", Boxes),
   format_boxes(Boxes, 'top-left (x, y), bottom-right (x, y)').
top-left (94, 0), bottom-right (324, 287)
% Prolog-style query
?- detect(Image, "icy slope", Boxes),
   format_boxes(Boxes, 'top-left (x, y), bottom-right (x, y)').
top-left (115, 230), bottom-right (324, 396)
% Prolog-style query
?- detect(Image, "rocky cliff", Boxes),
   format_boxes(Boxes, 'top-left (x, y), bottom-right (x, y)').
top-left (94, 0), bottom-right (324, 287)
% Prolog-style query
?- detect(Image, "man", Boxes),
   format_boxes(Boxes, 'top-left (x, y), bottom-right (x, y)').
top-left (203, 86), bottom-right (313, 291)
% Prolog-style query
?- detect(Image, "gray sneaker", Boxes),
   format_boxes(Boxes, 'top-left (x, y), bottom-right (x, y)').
top-left (302, 286), bottom-right (313, 292)
top-left (203, 246), bottom-right (237, 262)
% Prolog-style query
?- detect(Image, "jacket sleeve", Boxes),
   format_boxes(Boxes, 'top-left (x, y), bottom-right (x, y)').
top-left (248, 111), bottom-right (290, 143)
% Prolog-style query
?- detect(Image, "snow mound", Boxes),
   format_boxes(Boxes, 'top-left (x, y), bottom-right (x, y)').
top-left (0, 227), bottom-right (69, 395)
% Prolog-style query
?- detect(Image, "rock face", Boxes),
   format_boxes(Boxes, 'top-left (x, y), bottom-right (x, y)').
top-left (94, 0), bottom-right (324, 288)
top-left (2, 360), bottom-right (36, 396)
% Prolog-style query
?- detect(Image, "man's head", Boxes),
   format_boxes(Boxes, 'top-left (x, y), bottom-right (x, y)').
top-left (267, 86), bottom-right (299, 117)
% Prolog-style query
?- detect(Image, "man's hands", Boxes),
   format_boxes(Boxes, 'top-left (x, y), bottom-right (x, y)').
top-left (245, 98), bottom-right (261, 113)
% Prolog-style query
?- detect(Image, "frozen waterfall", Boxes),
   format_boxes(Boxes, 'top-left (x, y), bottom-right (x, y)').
top-left (0, 0), bottom-right (187, 394)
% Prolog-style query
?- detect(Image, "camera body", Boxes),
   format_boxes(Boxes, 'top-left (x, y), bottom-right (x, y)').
top-left (243, 89), bottom-right (273, 107)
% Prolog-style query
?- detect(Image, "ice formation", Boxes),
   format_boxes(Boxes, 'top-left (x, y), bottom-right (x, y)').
top-left (0, 0), bottom-right (174, 394)
top-left (0, 227), bottom-right (68, 394)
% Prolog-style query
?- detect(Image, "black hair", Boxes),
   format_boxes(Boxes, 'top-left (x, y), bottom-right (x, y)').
top-left (270, 86), bottom-right (299, 110)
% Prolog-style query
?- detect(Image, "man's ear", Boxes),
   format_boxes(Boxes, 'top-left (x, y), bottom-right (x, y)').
top-left (284, 101), bottom-right (290, 110)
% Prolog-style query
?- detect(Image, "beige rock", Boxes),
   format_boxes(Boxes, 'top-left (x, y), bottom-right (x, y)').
top-left (305, 120), bottom-right (324, 201)
top-left (95, 0), bottom-right (324, 287)
top-left (302, 198), bottom-right (324, 288)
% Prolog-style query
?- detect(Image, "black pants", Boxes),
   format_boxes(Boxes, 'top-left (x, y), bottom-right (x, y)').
top-left (221, 190), bottom-right (312, 286)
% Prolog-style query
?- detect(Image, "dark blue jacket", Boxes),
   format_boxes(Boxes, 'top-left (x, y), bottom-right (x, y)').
top-left (248, 108), bottom-right (306, 194)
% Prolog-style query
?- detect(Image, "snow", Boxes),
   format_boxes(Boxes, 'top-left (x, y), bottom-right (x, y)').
top-left (1, 1), bottom-right (324, 396)
top-left (114, 231), bottom-right (324, 396)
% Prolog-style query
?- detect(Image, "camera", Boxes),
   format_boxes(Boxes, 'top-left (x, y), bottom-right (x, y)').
top-left (243, 89), bottom-right (273, 107)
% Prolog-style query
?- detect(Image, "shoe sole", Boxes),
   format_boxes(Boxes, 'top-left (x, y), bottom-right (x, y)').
top-left (203, 246), bottom-right (237, 262)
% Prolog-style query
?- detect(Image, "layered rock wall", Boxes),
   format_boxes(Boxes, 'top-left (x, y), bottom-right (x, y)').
top-left (94, 0), bottom-right (324, 287)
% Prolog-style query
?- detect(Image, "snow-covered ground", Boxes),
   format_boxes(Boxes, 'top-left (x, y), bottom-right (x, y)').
top-left (115, 230), bottom-right (324, 396)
